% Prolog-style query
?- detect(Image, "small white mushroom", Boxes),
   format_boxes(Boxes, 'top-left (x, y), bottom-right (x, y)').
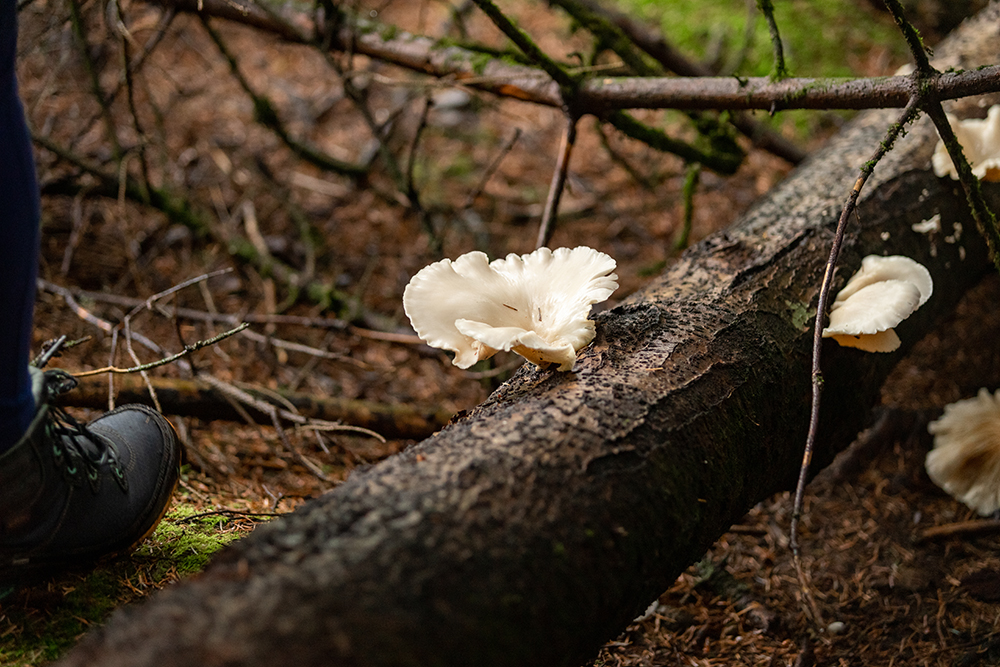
top-left (821, 255), bottom-right (932, 353)
top-left (926, 388), bottom-right (1000, 516)
top-left (931, 105), bottom-right (1000, 182)
top-left (403, 246), bottom-right (618, 371)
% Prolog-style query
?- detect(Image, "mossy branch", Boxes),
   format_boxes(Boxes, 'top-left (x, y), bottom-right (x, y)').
top-left (468, 0), bottom-right (577, 93)
top-left (200, 17), bottom-right (368, 179)
top-left (607, 111), bottom-right (743, 175)
top-left (152, 0), bottom-right (1000, 114)
top-left (547, 0), bottom-right (747, 173)
top-left (880, 0), bottom-right (1000, 270)
top-left (546, 0), bottom-right (659, 77)
top-left (755, 0), bottom-right (788, 80)
top-left (923, 103), bottom-right (1000, 271)
top-left (882, 0), bottom-right (932, 72)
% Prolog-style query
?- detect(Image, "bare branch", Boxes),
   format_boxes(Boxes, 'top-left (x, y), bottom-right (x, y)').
top-left (793, 95), bottom-right (924, 628)
top-left (536, 115), bottom-right (579, 249)
top-left (149, 0), bottom-right (1000, 114)
top-left (73, 324), bottom-right (250, 378)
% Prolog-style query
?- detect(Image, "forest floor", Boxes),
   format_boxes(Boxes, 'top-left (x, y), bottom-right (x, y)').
top-left (2, 0), bottom-right (1000, 664)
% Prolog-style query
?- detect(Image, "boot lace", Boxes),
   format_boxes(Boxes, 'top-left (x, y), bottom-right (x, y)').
top-left (41, 371), bottom-right (128, 494)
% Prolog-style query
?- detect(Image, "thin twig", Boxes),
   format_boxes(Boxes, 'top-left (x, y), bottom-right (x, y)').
top-left (882, 0), bottom-right (931, 72)
top-left (756, 0), bottom-right (787, 80)
top-left (919, 519), bottom-right (1000, 542)
top-left (594, 120), bottom-right (660, 190)
top-left (404, 95), bottom-right (438, 249)
top-left (240, 329), bottom-right (370, 369)
top-left (138, 268), bottom-right (234, 316)
top-left (38, 278), bottom-right (349, 330)
top-left (463, 128), bottom-right (522, 209)
top-left (117, 7), bottom-right (153, 199)
top-left (197, 374), bottom-right (383, 482)
top-left (536, 115), bottom-right (579, 249)
top-left (469, 0), bottom-right (576, 91)
top-left (674, 162), bottom-right (700, 251)
top-left (123, 316), bottom-right (163, 412)
top-left (74, 6), bottom-right (177, 153)
top-left (175, 509), bottom-right (289, 523)
top-left (74, 323), bottom-right (250, 377)
top-left (791, 94), bottom-right (923, 630)
top-left (66, 0), bottom-right (122, 161)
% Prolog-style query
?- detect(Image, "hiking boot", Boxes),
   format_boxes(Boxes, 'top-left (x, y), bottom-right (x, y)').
top-left (0, 368), bottom-right (180, 586)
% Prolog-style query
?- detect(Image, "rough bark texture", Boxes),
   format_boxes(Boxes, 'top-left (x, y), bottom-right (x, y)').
top-left (57, 7), bottom-right (1000, 667)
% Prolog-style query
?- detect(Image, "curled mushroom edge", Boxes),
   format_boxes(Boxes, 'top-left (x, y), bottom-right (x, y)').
top-left (403, 246), bottom-right (618, 371)
top-left (822, 255), bottom-right (933, 353)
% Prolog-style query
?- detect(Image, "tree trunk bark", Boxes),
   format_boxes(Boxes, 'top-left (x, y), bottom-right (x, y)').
top-left (56, 7), bottom-right (1000, 667)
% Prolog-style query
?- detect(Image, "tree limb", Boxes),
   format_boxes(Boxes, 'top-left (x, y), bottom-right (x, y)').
top-left (63, 374), bottom-right (452, 441)
top-left (150, 0), bottom-right (1000, 113)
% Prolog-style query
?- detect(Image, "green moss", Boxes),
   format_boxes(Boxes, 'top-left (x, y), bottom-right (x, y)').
top-left (380, 22), bottom-right (399, 41)
top-left (471, 51), bottom-right (494, 76)
top-left (0, 501), bottom-right (262, 666)
top-left (135, 503), bottom-right (246, 577)
top-left (785, 299), bottom-right (813, 331)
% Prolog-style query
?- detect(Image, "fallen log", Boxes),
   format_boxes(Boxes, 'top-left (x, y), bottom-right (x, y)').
top-left (56, 7), bottom-right (1000, 667)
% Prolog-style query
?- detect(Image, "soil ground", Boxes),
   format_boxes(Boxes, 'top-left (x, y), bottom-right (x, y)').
top-left (2, 0), bottom-right (999, 664)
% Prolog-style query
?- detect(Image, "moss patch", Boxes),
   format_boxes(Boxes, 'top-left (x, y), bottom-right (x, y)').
top-left (0, 502), bottom-right (261, 666)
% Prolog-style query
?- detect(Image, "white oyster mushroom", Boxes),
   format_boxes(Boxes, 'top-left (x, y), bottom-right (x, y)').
top-left (822, 255), bottom-right (932, 353)
top-left (926, 388), bottom-right (1000, 516)
top-left (403, 246), bottom-right (618, 371)
top-left (931, 105), bottom-right (1000, 182)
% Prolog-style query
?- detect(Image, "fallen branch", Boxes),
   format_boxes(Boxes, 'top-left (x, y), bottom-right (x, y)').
top-left (63, 374), bottom-right (453, 441)
top-left (74, 323), bottom-right (249, 377)
top-left (918, 519), bottom-right (1000, 542)
top-left (152, 0), bottom-right (1000, 113)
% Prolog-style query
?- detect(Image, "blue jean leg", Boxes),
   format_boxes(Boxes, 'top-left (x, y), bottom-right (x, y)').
top-left (0, 0), bottom-right (41, 452)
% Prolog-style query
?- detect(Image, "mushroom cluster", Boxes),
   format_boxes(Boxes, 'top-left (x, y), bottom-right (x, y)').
top-left (822, 255), bottom-right (933, 352)
top-left (403, 246), bottom-right (618, 371)
top-left (926, 388), bottom-right (1000, 516)
top-left (931, 105), bottom-right (1000, 182)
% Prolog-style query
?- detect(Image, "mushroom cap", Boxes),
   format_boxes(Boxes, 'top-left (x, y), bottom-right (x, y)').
top-left (402, 246), bottom-right (618, 371)
top-left (831, 255), bottom-right (932, 307)
top-left (822, 255), bottom-right (933, 352)
top-left (824, 279), bottom-right (921, 335)
top-left (932, 105), bottom-right (1000, 182)
top-left (926, 388), bottom-right (1000, 516)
